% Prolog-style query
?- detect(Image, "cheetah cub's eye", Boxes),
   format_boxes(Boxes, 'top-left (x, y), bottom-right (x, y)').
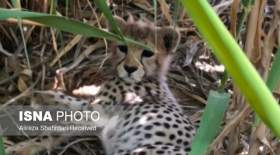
top-left (118, 45), bottom-right (128, 54)
top-left (142, 49), bottom-right (154, 57)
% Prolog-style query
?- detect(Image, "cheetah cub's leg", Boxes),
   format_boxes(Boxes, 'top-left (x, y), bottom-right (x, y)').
top-left (7, 91), bottom-right (92, 155)
top-left (116, 144), bottom-right (186, 155)
top-left (35, 90), bottom-right (112, 128)
top-left (16, 91), bottom-right (109, 155)
top-left (35, 90), bottom-right (90, 109)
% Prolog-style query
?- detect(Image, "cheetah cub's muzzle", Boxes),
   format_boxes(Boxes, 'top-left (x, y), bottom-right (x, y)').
top-left (110, 16), bottom-right (180, 82)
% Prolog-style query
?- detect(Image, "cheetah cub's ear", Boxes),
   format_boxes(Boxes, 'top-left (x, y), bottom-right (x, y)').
top-left (156, 27), bottom-right (180, 54)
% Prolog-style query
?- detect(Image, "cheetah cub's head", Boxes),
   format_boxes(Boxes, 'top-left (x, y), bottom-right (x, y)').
top-left (109, 16), bottom-right (180, 82)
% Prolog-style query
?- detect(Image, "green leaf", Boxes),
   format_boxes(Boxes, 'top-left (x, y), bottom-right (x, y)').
top-left (189, 91), bottom-right (230, 155)
top-left (241, 0), bottom-right (255, 7)
top-left (94, 0), bottom-right (124, 40)
top-left (49, 0), bottom-right (57, 15)
top-left (0, 8), bottom-right (150, 49)
top-left (0, 8), bottom-right (120, 41)
top-left (11, 0), bottom-right (21, 8)
top-left (153, 0), bottom-right (157, 20)
top-left (180, 0), bottom-right (280, 138)
top-left (0, 136), bottom-right (5, 155)
top-left (254, 47), bottom-right (280, 127)
top-left (267, 47), bottom-right (280, 91)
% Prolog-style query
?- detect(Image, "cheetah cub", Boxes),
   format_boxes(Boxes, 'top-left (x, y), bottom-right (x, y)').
top-left (43, 17), bottom-right (196, 155)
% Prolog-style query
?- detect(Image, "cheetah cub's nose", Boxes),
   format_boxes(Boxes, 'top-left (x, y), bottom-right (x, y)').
top-left (124, 65), bottom-right (138, 74)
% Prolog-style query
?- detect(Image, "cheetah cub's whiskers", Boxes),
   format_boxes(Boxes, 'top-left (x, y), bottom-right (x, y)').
top-left (38, 16), bottom-right (196, 155)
